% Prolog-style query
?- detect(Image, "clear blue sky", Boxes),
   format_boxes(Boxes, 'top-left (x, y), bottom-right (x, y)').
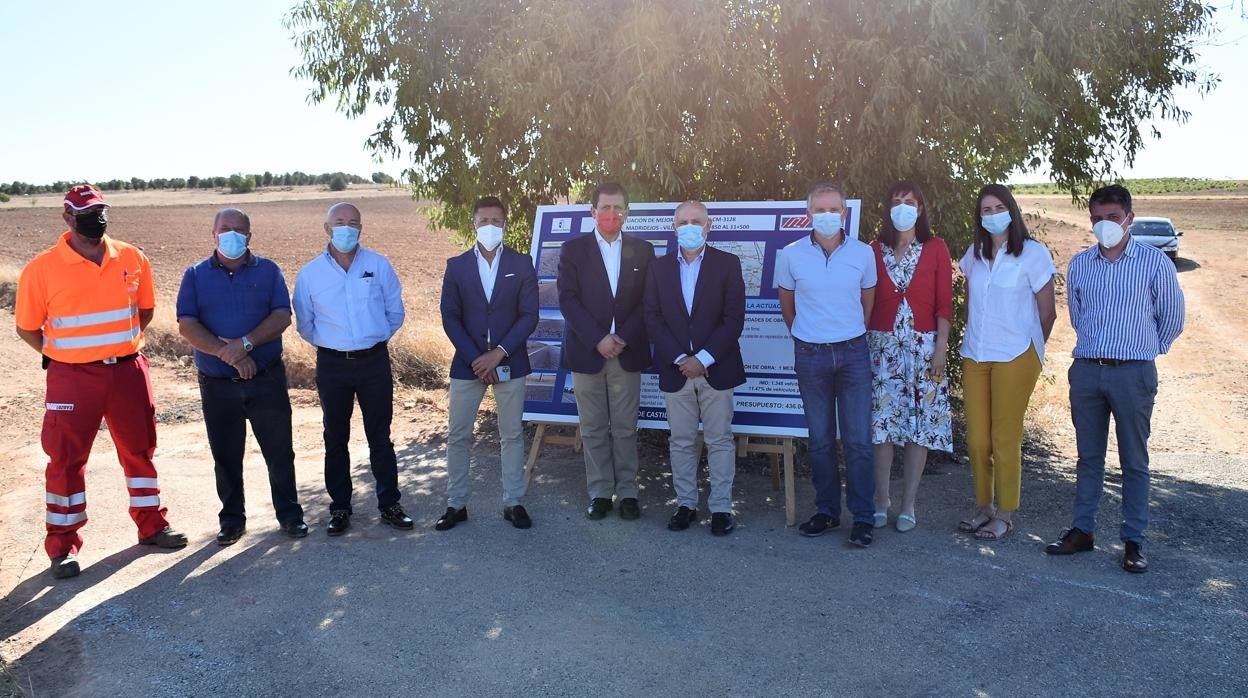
top-left (1, 1), bottom-right (1245, 185)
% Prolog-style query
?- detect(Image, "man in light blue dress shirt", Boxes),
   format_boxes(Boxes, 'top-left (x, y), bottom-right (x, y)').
top-left (292, 202), bottom-right (412, 536)
top-left (1045, 184), bottom-right (1185, 573)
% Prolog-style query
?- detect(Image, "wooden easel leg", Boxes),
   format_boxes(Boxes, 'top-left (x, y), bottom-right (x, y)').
top-left (769, 452), bottom-right (781, 491)
top-left (783, 438), bottom-right (796, 527)
top-left (524, 423), bottom-right (546, 488)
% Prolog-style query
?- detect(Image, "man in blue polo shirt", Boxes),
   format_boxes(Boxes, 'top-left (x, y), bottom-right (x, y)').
top-left (176, 208), bottom-right (306, 545)
top-left (775, 181), bottom-right (878, 547)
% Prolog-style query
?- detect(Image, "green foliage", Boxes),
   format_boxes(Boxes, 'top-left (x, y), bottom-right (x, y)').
top-left (1013, 177), bottom-right (1246, 196)
top-left (228, 173), bottom-right (257, 194)
top-left (328, 173), bottom-right (349, 191)
top-left (287, 0), bottom-right (1215, 259)
top-left (372, 171), bottom-right (396, 184)
top-left (0, 192), bottom-right (9, 203)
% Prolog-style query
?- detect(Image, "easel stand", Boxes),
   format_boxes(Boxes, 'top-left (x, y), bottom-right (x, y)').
top-left (736, 435), bottom-right (798, 526)
top-left (524, 421), bottom-right (582, 487)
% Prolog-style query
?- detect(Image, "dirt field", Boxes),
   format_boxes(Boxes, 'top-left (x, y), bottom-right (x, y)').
top-left (1, 190), bottom-right (1246, 695)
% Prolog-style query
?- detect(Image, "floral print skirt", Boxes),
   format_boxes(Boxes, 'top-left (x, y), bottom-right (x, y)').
top-left (868, 306), bottom-right (952, 451)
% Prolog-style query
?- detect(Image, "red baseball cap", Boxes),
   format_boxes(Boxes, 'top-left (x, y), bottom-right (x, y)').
top-left (63, 184), bottom-right (108, 211)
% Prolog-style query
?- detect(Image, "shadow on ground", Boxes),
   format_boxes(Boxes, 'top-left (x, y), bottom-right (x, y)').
top-left (3, 415), bottom-right (1246, 695)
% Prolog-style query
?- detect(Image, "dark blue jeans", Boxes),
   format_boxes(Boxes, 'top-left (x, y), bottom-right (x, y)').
top-left (1069, 358), bottom-right (1157, 544)
top-left (794, 335), bottom-right (874, 525)
top-left (198, 361), bottom-right (303, 527)
top-left (317, 348), bottom-right (400, 513)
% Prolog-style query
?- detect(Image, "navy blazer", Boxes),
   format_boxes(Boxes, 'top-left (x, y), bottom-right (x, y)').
top-left (644, 245), bottom-right (747, 393)
top-left (440, 246), bottom-right (539, 381)
top-left (557, 232), bottom-right (654, 373)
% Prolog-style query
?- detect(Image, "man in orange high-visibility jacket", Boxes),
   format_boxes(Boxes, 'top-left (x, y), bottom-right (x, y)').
top-left (15, 184), bottom-right (187, 580)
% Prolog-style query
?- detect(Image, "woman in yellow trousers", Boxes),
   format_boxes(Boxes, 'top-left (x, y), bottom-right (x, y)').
top-left (957, 184), bottom-right (1057, 540)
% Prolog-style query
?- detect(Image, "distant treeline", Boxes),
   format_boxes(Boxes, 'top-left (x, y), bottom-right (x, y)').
top-left (1, 171), bottom-right (398, 197)
top-left (1012, 177), bottom-right (1247, 196)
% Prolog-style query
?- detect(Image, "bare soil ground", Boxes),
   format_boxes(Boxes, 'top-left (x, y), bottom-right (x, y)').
top-left (1, 191), bottom-right (1245, 695)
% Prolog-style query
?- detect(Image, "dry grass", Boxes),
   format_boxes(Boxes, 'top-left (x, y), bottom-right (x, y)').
top-left (0, 263), bottom-right (19, 310)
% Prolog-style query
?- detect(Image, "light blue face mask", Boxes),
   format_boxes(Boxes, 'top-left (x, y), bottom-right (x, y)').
top-left (981, 211), bottom-right (1011, 237)
top-left (330, 225), bottom-right (361, 253)
top-left (216, 230), bottom-right (248, 260)
top-left (890, 203), bottom-right (919, 232)
top-left (676, 223), bottom-right (706, 251)
top-left (811, 211), bottom-right (843, 238)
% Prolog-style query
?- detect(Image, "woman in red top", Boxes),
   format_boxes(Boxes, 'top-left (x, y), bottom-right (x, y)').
top-left (867, 181), bottom-right (954, 532)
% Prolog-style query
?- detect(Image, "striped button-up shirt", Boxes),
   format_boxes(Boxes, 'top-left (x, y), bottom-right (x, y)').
top-left (1067, 236), bottom-right (1185, 360)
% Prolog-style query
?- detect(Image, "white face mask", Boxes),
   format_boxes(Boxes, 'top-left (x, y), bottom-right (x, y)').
top-left (811, 211), bottom-right (843, 238)
top-left (476, 224), bottom-right (504, 251)
top-left (889, 203), bottom-right (919, 232)
top-left (1093, 219), bottom-right (1126, 248)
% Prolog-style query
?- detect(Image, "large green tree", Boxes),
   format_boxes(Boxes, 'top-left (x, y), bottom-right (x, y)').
top-left (287, 0), bottom-right (1215, 250)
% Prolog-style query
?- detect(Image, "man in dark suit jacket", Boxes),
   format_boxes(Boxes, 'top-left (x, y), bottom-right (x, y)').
top-left (644, 200), bottom-right (746, 535)
top-left (438, 196), bottom-right (539, 531)
top-left (557, 182), bottom-right (654, 520)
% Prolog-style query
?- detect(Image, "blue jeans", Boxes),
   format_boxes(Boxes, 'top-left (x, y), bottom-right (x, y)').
top-left (1069, 359), bottom-right (1157, 544)
top-left (794, 335), bottom-right (874, 525)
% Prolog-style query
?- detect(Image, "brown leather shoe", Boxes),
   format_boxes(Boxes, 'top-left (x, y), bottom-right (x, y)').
top-left (1044, 528), bottom-right (1094, 555)
top-left (1122, 541), bottom-right (1148, 573)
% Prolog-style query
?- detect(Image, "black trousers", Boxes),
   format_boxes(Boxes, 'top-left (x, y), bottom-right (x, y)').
top-left (317, 347), bottom-right (400, 513)
top-left (198, 361), bottom-right (303, 527)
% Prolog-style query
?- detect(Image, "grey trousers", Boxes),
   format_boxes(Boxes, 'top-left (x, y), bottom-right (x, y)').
top-left (446, 376), bottom-right (526, 508)
top-left (664, 376), bottom-right (736, 513)
top-left (572, 358), bottom-right (641, 500)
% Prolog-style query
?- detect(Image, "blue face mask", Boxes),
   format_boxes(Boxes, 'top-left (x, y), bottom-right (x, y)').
top-left (676, 223), bottom-right (706, 251)
top-left (330, 225), bottom-right (360, 253)
top-left (981, 211), bottom-right (1012, 237)
top-left (890, 203), bottom-right (919, 232)
top-left (216, 230), bottom-right (248, 260)
top-left (811, 211), bottom-right (843, 238)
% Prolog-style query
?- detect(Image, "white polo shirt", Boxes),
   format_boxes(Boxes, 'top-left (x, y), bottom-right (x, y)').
top-left (959, 239), bottom-right (1056, 363)
top-left (774, 234), bottom-right (877, 343)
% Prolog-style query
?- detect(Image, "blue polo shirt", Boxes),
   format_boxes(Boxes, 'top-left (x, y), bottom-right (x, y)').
top-left (176, 252), bottom-right (291, 377)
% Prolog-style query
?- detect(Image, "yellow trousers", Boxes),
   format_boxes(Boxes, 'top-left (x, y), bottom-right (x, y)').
top-left (962, 345), bottom-right (1042, 512)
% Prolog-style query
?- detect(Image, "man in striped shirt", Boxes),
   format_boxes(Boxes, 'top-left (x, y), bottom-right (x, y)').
top-left (1045, 184), bottom-right (1185, 573)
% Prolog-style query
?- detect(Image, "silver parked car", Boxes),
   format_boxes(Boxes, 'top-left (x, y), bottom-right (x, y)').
top-left (1130, 216), bottom-right (1182, 260)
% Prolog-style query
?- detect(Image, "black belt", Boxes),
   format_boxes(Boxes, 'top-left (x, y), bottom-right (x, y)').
top-left (91, 353), bottom-right (139, 365)
top-left (1080, 357), bottom-right (1140, 366)
top-left (317, 341), bottom-right (387, 359)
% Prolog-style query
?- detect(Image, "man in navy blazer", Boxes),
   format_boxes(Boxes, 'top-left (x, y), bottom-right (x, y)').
top-left (644, 201), bottom-right (746, 535)
top-left (438, 196), bottom-right (539, 531)
top-left (557, 182), bottom-right (654, 520)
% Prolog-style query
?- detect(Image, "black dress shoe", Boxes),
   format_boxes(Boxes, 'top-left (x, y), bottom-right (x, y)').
top-left (381, 504), bottom-right (414, 530)
top-left (667, 506), bottom-right (698, 531)
top-left (50, 553), bottom-right (80, 579)
top-left (618, 498), bottom-right (641, 520)
top-left (1122, 541), bottom-right (1149, 573)
top-left (586, 498), bottom-right (614, 520)
top-left (139, 527), bottom-right (189, 548)
top-left (280, 521), bottom-right (308, 539)
top-left (711, 512), bottom-right (734, 536)
top-left (504, 505), bottom-right (532, 529)
top-left (849, 522), bottom-right (873, 548)
top-left (435, 507), bottom-right (468, 531)
top-left (216, 525), bottom-right (246, 546)
top-left (799, 513), bottom-right (838, 537)
top-left (327, 511), bottom-right (351, 537)
top-left (1045, 527), bottom-right (1095, 555)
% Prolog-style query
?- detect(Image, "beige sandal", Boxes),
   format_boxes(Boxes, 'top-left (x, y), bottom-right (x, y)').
top-left (974, 516), bottom-right (1013, 541)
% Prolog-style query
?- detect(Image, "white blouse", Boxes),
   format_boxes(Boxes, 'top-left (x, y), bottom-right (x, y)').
top-left (959, 239), bottom-right (1056, 363)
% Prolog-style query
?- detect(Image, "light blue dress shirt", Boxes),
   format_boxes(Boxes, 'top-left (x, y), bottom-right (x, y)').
top-left (293, 246), bottom-right (405, 351)
top-left (674, 247), bottom-right (715, 368)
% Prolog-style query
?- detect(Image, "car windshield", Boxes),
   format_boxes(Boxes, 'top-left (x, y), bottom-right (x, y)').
top-left (1130, 221), bottom-right (1176, 236)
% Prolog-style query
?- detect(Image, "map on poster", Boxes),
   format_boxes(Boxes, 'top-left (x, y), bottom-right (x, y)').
top-left (523, 200), bottom-right (863, 438)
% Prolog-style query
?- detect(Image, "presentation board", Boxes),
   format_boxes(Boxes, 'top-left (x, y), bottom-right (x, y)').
top-left (522, 200), bottom-right (862, 438)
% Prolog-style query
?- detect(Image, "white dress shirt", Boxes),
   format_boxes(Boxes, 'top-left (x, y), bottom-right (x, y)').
top-left (475, 245), bottom-right (502, 345)
top-left (674, 247), bottom-right (716, 368)
top-left (293, 246), bottom-right (406, 351)
top-left (959, 239), bottom-right (1056, 363)
top-left (595, 230), bottom-right (622, 333)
